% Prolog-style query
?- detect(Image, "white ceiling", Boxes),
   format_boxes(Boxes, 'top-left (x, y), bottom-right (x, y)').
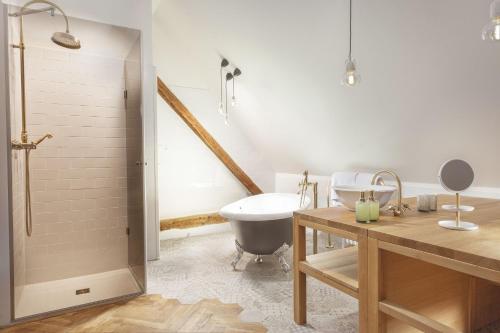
top-left (154, 0), bottom-right (500, 186)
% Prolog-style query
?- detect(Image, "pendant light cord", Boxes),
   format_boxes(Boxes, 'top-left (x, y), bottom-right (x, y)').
top-left (225, 79), bottom-right (228, 117)
top-left (349, 0), bottom-right (352, 60)
top-left (220, 67), bottom-right (223, 102)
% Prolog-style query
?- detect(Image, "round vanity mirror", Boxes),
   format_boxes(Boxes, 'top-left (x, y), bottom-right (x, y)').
top-left (438, 159), bottom-right (474, 192)
top-left (438, 159), bottom-right (478, 231)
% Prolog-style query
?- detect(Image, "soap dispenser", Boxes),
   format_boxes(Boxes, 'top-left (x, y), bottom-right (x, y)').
top-left (355, 192), bottom-right (370, 223)
top-left (368, 190), bottom-right (380, 222)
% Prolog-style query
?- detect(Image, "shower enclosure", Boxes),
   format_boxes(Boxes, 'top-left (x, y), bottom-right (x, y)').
top-left (6, 2), bottom-right (145, 320)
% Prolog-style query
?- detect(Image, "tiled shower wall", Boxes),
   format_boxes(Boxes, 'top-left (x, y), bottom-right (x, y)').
top-left (12, 45), bottom-right (130, 284)
top-left (8, 21), bottom-right (26, 304)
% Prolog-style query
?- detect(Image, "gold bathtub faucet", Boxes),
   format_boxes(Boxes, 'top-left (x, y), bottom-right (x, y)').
top-left (298, 170), bottom-right (320, 253)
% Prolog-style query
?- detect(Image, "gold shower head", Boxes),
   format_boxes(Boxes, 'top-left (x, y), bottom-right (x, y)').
top-left (12, 0), bottom-right (82, 49)
top-left (51, 31), bottom-right (81, 49)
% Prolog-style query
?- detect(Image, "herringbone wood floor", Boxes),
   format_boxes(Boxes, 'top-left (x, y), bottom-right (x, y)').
top-left (1, 295), bottom-right (267, 333)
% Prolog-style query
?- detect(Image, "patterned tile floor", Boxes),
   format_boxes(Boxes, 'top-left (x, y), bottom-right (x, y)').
top-left (148, 231), bottom-right (358, 333)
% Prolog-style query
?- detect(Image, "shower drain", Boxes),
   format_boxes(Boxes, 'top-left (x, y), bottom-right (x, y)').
top-left (75, 288), bottom-right (90, 295)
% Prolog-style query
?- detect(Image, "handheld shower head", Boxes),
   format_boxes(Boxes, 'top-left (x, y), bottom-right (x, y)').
top-left (51, 31), bottom-right (80, 49)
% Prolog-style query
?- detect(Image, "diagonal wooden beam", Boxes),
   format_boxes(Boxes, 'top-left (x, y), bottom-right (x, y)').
top-left (157, 77), bottom-right (263, 195)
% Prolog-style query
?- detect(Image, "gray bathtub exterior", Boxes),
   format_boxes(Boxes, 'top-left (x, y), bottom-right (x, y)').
top-left (230, 217), bottom-right (292, 255)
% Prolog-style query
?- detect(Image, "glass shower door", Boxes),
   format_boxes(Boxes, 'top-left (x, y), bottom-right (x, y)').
top-left (125, 35), bottom-right (145, 290)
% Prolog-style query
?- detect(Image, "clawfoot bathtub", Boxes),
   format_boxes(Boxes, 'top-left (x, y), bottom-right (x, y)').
top-left (219, 193), bottom-right (310, 272)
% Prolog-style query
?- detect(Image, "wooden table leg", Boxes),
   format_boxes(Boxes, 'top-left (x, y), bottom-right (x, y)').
top-left (313, 229), bottom-right (318, 254)
top-left (294, 216), bottom-right (307, 324)
top-left (358, 232), bottom-right (368, 333)
top-left (367, 238), bottom-right (385, 333)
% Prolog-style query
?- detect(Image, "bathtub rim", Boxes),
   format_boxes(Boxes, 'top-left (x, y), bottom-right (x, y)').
top-left (219, 192), bottom-right (310, 222)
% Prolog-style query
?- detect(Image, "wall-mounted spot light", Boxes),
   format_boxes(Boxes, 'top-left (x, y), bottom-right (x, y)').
top-left (231, 68), bottom-right (242, 107)
top-left (482, 0), bottom-right (500, 41)
top-left (219, 58), bottom-right (229, 114)
top-left (342, 0), bottom-right (360, 87)
top-left (225, 72), bottom-right (234, 125)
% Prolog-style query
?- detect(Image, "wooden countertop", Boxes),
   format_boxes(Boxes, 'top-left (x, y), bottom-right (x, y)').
top-left (294, 195), bottom-right (500, 272)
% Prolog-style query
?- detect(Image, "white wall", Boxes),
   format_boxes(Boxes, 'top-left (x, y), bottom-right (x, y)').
top-left (0, 5), bottom-right (13, 326)
top-left (157, 92), bottom-right (249, 219)
top-left (155, 0), bottom-right (500, 188)
top-left (153, 11), bottom-right (276, 222)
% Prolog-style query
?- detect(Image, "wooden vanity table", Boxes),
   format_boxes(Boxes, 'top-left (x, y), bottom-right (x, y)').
top-left (293, 196), bottom-right (500, 333)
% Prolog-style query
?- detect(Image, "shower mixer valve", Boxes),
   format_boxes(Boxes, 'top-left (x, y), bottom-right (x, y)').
top-left (12, 133), bottom-right (53, 150)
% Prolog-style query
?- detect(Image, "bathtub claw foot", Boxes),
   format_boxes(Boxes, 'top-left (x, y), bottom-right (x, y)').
top-left (274, 243), bottom-right (291, 273)
top-left (231, 240), bottom-right (244, 270)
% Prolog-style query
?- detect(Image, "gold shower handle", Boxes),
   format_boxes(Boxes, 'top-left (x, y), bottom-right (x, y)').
top-left (34, 133), bottom-right (53, 146)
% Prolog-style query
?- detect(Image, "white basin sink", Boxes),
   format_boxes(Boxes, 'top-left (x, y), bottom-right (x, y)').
top-left (333, 185), bottom-right (396, 211)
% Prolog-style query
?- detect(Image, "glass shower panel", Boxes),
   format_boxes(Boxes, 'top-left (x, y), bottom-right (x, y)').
top-left (125, 36), bottom-right (145, 290)
top-left (7, 6), bottom-right (145, 319)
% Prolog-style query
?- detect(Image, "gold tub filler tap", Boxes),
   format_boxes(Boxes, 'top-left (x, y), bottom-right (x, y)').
top-left (9, 0), bottom-right (81, 236)
top-left (298, 170), bottom-right (334, 254)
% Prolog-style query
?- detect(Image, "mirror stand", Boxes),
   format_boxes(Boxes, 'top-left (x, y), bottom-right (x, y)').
top-left (438, 193), bottom-right (478, 231)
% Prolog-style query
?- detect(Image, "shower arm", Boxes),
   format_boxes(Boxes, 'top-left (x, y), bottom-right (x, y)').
top-left (10, 0), bottom-right (67, 146)
top-left (11, 0), bottom-right (70, 38)
top-left (9, 6), bottom-right (54, 17)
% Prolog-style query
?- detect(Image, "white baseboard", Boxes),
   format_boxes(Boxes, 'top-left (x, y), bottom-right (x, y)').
top-left (391, 181), bottom-right (500, 199)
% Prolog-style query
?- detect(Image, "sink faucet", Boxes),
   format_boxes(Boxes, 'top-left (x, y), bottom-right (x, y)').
top-left (371, 170), bottom-right (409, 216)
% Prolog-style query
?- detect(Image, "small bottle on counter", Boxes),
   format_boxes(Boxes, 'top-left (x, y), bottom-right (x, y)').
top-left (355, 192), bottom-right (370, 223)
top-left (368, 190), bottom-right (379, 222)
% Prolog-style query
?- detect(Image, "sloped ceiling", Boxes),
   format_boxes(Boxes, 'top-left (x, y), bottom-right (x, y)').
top-left (154, 0), bottom-right (500, 186)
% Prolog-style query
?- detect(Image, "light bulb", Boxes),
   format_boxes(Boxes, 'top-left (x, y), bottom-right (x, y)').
top-left (218, 102), bottom-right (224, 114)
top-left (342, 59), bottom-right (360, 87)
top-left (346, 72), bottom-right (356, 86)
top-left (482, 18), bottom-right (500, 41)
top-left (482, 1), bottom-right (500, 41)
top-left (231, 96), bottom-right (236, 107)
top-left (224, 116), bottom-right (229, 126)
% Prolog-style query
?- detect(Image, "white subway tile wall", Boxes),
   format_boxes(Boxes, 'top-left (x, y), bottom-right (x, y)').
top-left (14, 46), bottom-right (130, 284)
top-left (9, 22), bottom-right (26, 306)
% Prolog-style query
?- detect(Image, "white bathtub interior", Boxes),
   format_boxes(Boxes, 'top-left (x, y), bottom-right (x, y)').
top-left (219, 193), bottom-right (310, 221)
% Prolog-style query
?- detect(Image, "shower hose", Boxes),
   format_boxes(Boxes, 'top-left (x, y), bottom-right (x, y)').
top-left (25, 149), bottom-right (32, 237)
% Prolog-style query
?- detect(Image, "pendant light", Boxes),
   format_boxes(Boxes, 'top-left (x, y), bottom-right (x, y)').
top-left (342, 0), bottom-right (360, 87)
top-left (231, 68), bottom-right (242, 107)
top-left (225, 72), bottom-right (233, 125)
top-left (482, 0), bottom-right (500, 41)
top-left (218, 58), bottom-right (229, 114)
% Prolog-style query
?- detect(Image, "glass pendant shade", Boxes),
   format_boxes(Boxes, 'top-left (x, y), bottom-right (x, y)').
top-left (218, 102), bottom-right (224, 114)
top-left (342, 59), bottom-right (360, 87)
top-left (482, 0), bottom-right (500, 41)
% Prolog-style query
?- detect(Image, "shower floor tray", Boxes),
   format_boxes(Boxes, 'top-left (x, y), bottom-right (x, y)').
top-left (15, 268), bottom-right (140, 319)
